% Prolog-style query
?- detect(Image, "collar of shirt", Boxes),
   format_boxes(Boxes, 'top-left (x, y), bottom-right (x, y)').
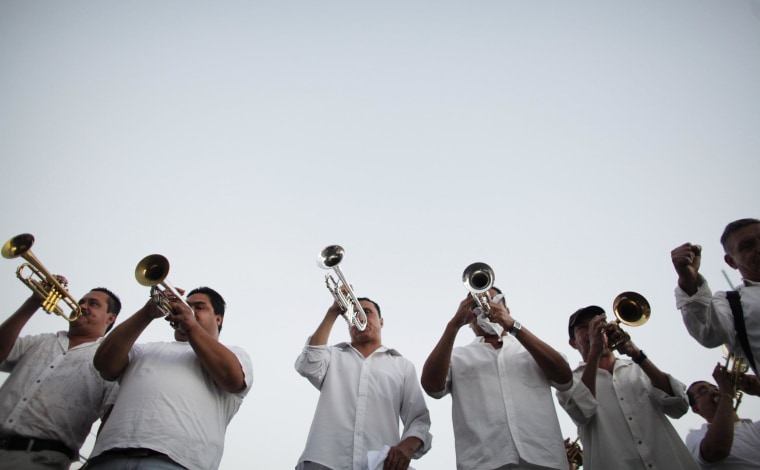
top-left (334, 342), bottom-right (401, 357)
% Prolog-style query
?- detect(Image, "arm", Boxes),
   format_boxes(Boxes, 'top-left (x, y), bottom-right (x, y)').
top-left (672, 242), bottom-right (702, 296)
top-left (618, 341), bottom-right (674, 395)
top-left (309, 302), bottom-right (343, 346)
top-left (0, 295), bottom-right (42, 362)
top-left (385, 437), bottom-right (423, 470)
top-left (392, 361), bottom-right (432, 466)
top-left (168, 297), bottom-right (247, 393)
top-left (700, 364), bottom-right (738, 462)
top-left (580, 315), bottom-right (608, 396)
top-left (420, 296), bottom-right (472, 395)
top-left (93, 300), bottom-right (161, 381)
top-left (490, 302), bottom-right (572, 385)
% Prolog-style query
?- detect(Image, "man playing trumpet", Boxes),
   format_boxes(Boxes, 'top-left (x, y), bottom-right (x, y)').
top-left (89, 286), bottom-right (252, 470)
top-left (685, 363), bottom-right (760, 468)
top-left (0, 280), bottom-right (121, 470)
top-left (557, 305), bottom-right (698, 470)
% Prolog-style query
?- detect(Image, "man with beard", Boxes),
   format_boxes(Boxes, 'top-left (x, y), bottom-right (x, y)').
top-left (89, 286), bottom-right (252, 470)
top-left (295, 296), bottom-right (432, 470)
top-left (0, 283), bottom-right (121, 470)
top-left (672, 218), bottom-right (760, 375)
top-left (557, 306), bottom-right (698, 470)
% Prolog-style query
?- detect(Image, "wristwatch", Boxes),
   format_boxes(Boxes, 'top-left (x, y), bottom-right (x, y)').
top-left (509, 320), bottom-right (522, 336)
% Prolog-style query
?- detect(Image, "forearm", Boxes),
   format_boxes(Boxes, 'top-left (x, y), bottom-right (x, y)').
top-left (0, 296), bottom-right (40, 361)
top-left (638, 357), bottom-right (675, 395)
top-left (421, 322), bottom-right (458, 395)
top-left (581, 354), bottom-right (600, 397)
top-left (308, 308), bottom-right (341, 346)
top-left (94, 307), bottom-right (153, 380)
top-left (516, 327), bottom-right (572, 384)
top-left (188, 327), bottom-right (246, 392)
top-left (700, 396), bottom-right (735, 462)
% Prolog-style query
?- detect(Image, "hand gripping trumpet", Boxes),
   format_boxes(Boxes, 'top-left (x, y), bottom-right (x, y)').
top-left (135, 254), bottom-right (192, 328)
top-left (317, 245), bottom-right (367, 331)
top-left (462, 262), bottom-right (495, 317)
top-left (721, 346), bottom-right (749, 411)
top-left (604, 291), bottom-right (651, 351)
top-left (2, 233), bottom-right (82, 322)
top-left (564, 436), bottom-right (583, 469)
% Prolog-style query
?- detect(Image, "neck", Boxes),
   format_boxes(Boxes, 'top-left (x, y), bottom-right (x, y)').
top-left (482, 334), bottom-right (504, 349)
top-left (352, 340), bottom-right (381, 358)
top-left (66, 330), bottom-right (101, 349)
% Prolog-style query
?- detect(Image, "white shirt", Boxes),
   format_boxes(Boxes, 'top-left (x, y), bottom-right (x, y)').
top-left (429, 336), bottom-right (570, 470)
top-left (0, 331), bottom-right (117, 453)
top-left (557, 358), bottom-right (698, 470)
top-left (675, 278), bottom-right (760, 374)
top-left (295, 340), bottom-right (432, 470)
top-left (685, 419), bottom-right (760, 469)
top-left (91, 341), bottom-right (253, 470)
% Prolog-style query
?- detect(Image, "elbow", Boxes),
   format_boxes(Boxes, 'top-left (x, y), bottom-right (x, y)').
top-left (702, 445), bottom-right (731, 463)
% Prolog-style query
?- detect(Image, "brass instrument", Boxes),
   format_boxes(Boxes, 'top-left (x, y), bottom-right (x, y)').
top-left (462, 262), bottom-right (495, 316)
top-left (2, 233), bottom-right (82, 322)
top-left (564, 437), bottom-right (583, 469)
top-left (605, 291), bottom-right (651, 351)
top-left (317, 245), bottom-right (367, 331)
top-left (722, 346), bottom-right (749, 411)
top-left (135, 254), bottom-right (191, 327)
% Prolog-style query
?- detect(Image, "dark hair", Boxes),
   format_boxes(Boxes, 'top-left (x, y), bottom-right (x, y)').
top-left (187, 286), bottom-right (226, 333)
top-left (91, 287), bottom-right (121, 333)
top-left (357, 297), bottom-right (381, 318)
top-left (721, 218), bottom-right (760, 252)
top-left (491, 286), bottom-right (506, 306)
top-left (686, 381), bottom-right (700, 408)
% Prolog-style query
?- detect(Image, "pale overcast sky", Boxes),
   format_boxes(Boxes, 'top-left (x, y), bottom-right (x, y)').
top-left (1, 1), bottom-right (759, 469)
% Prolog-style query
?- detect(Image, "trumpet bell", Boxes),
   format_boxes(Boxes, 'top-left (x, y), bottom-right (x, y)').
top-left (463, 262), bottom-right (494, 293)
top-left (135, 254), bottom-right (170, 287)
top-left (317, 245), bottom-right (344, 269)
top-left (2, 233), bottom-right (35, 259)
top-left (612, 291), bottom-right (650, 326)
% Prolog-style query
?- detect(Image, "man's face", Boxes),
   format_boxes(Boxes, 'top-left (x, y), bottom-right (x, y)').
top-left (175, 293), bottom-right (221, 341)
top-left (725, 223), bottom-right (760, 282)
top-left (70, 290), bottom-right (116, 335)
top-left (349, 300), bottom-right (383, 344)
top-left (688, 381), bottom-right (719, 420)
top-left (569, 314), bottom-right (608, 362)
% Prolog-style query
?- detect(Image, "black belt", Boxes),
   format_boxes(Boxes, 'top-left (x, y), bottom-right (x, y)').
top-left (0, 435), bottom-right (76, 460)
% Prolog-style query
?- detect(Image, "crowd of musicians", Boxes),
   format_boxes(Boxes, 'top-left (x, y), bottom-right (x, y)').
top-left (0, 217), bottom-right (759, 470)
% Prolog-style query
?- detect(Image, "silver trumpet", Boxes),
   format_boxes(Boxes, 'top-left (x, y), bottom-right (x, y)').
top-left (135, 254), bottom-right (191, 328)
top-left (317, 245), bottom-right (367, 331)
top-left (463, 262), bottom-right (495, 316)
top-left (721, 345), bottom-right (749, 411)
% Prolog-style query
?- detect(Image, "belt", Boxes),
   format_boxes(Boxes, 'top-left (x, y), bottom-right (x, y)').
top-left (100, 447), bottom-right (168, 458)
top-left (0, 435), bottom-right (76, 460)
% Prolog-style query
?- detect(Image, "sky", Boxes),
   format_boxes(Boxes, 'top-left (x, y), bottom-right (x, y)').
top-left (1, 1), bottom-right (759, 468)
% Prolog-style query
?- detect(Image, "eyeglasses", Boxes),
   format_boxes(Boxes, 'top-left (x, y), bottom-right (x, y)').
top-left (693, 386), bottom-right (716, 399)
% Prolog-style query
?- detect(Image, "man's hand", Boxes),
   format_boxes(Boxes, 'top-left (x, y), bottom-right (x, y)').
top-left (712, 362), bottom-right (735, 395)
top-left (384, 437), bottom-right (421, 470)
top-left (738, 373), bottom-right (760, 396)
top-left (671, 242), bottom-right (702, 295)
top-left (617, 338), bottom-right (641, 359)
top-left (487, 301), bottom-right (514, 331)
top-left (449, 296), bottom-right (476, 330)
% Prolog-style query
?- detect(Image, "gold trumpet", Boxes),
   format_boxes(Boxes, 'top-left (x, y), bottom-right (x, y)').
top-left (462, 262), bottom-right (495, 316)
top-left (604, 291), bottom-right (651, 351)
top-left (564, 436), bottom-right (583, 469)
top-left (135, 254), bottom-right (191, 327)
top-left (721, 346), bottom-right (749, 411)
top-left (2, 233), bottom-right (82, 322)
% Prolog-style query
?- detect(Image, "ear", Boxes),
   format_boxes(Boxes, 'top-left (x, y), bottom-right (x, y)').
top-left (569, 338), bottom-right (579, 350)
top-left (216, 315), bottom-right (223, 327)
top-left (106, 313), bottom-right (117, 326)
top-left (725, 253), bottom-right (738, 270)
top-left (379, 318), bottom-right (384, 328)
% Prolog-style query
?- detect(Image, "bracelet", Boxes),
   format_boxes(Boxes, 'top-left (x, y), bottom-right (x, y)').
top-left (633, 350), bottom-right (647, 365)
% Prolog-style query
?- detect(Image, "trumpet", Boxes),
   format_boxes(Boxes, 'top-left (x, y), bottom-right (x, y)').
top-left (2, 233), bottom-right (82, 322)
top-left (317, 245), bottom-right (367, 331)
top-left (135, 254), bottom-right (191, 327)
top-left (462, 262), bottom-right (495, 316)
top-left (564, 437), bottom-right (583, 469)
top-left (721, 346), bottom-right (749, 411)
top-left (604, 291), bottom-right (651, 351)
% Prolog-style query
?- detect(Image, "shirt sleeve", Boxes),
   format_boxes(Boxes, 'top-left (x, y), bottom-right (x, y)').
top-left (0, 333), bottom-right (46, 372)
top-left (555, 377), bottom-right (599, 426)
top-left (229, 345), bottom-right (254, 398)
top-left (684, 428), bottom-right (707, 465)
top-left (675, 278), bottom-right (735, 350)
top-left (647, 373), bottom-right (690, 419)
top-left (398, 360), bottom-right (433, 459)
top-left (294, 337), bottom-right (332, 390)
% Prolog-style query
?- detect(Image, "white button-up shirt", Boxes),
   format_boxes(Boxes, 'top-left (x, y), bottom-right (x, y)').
top-left (557, 358), bottom-right (698, 470)
top-left (0, 331), bottom-right (118, 453)
top-left (675, 278), bottom-right (760, 374)
top-left (295, 340), bottom-right (432, 470)
top-left (430, 335), bottom-right (570, 470)
top-left (685, 419), bottom-right (760, 469)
